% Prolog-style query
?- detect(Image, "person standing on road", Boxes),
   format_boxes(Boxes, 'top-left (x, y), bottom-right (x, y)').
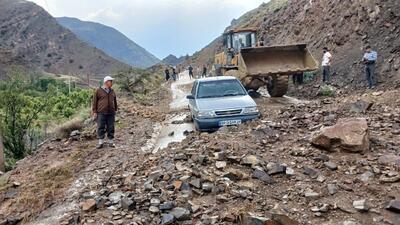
top-left (164, 68), bottom-right (170, 81)
top-left (172, 67), bottom-right (177, 81)
top-left (92, 76), bottom-right (118, 149)
top-left (321, 47), bottom-right (332, 84)
top-left (188, 65), bottom-right (194, 79)
top-left (362, 46), bottom-right (378, 89)
top-left (202, 65), bottom-right (207, 78)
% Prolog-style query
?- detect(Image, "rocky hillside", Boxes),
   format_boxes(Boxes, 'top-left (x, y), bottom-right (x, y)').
top-left (185, 0), bottom-right (400, 90)
top-left (57, 17), bottom-right (160, 69)
top-left (161, 54), bottom-right (187, 67)
top-left (0, 0), bottom-right (128, 78)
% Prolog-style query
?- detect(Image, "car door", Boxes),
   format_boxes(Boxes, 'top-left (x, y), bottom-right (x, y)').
top-left (188, 81), bottom-right (198, 117)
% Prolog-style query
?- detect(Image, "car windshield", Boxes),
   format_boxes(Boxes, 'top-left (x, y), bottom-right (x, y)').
top-left (197, 79), bottom-right (247, 98)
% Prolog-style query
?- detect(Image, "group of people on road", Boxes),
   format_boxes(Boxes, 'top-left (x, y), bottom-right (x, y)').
top-left (164, 67), bottom-right (179, 82)
top-left (166, 64), bottom-right (208, 81)
top-left (188, 65), bottom-right (208, 79)
top-left (318, 45), bottom-right (378, 89)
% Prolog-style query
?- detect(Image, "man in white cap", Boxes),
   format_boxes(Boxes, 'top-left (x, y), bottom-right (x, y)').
top-left (92, 76), bottom-right (118, 149)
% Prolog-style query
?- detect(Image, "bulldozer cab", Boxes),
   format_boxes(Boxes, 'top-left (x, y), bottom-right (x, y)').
top-left (223, 28), bottom-right (258, 54)
top-left (214, 28), bottom-right (258, 72)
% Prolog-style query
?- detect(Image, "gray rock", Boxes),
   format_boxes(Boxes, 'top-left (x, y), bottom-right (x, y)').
top-left (215, 161), bottom-right (227, 169)
top-left (386, 200), bottom-right (400, 213)
top-left (150, 198), bottom-right (161, 206)
top-left (267, 162), bottom-right (286, 175)
top-left (327, 183), bottom-right (338, 195)
top-left (341, 220), bottom-right (360, 225)
top-left (285, 167), bottom-right (295, 176)
top-left (353, 199), bottom-right (369, 212)
top-left (120, 198), bottom-right (135, 210)
top-left (360, 171), bottom-right (374, 182)
top-left (202, 182), bottom-right (214, 192)
top-left (149, 205), bottom-right (159, 213)
top-left (108, 192), bottom-right (124, 204)
top-left (162, 214), bottom-right (175, 225)
top-left (171, 207), bottom-right (191, 221)
top-left (159, 201), bottom-right (174, 210)
top-left (252, 169), bottom-right (275, 184)
top-left (304, 189), bottom-right (320, 198)
top-left (189, 178), bottom-right (202, 189)
top-left (303, 166), bottom-right (319, 178)
top-left (324, 161), bottom-right (338, 170)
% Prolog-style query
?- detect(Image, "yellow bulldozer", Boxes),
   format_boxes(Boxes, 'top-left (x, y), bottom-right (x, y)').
top-left (213, 28), bottom-right (318, 97)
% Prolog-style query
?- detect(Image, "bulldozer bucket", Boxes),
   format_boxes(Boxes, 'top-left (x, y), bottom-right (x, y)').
top-left (238, 44), bottom-right (318, 76)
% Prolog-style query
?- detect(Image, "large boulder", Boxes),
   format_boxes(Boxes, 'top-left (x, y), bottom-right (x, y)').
top-left (311, 118), bottom-right (369, 153)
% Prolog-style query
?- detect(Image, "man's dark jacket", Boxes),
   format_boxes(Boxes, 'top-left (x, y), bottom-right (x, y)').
top-left (92, 88), bottom-right (118, 114)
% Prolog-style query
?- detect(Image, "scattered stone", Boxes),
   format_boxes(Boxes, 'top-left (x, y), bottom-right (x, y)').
top-left (379, 173), bottom-right (400, 183)
top-left (348, 100), bottom-right (373, 113)
top-left (353, 199), bottom-right (369, 212)
top-left (311, 118), bottom-right (369, 153)
top-left (240, 213), bottom-right (269, 225)
top-left (324, 161), bottom-right (338, 170)
top-left (120, 198), bottom-right (135, 210)
top-left (303, 166), bottom-right (319, 178)
top-left (252, 169), bottom-right (275, 184)
top-left (159, 201), bottom-right (174, 210)
top-left (215, 161), bottom-right (227, 169)
top-left (285, 167), bottom-right (295, 176)
top-left (378, 154), bottom-right (400, 166)
top-left (171, 207), bottom-right (191, 221)
top-left (150, 198), bottom-right (161, 206)
top-left (81, 199), bottom-right (96, 212)
top-left (360, 171), bottom-right (374, 182)
top-left (341, 220), bottom-right (360, 225)
top-left (223, 169), bottom-right (244, 181)
top-left (242, 155), bottom-right (261, 166)
top-left (386, 200), bottom-right (400, 213)
top-left (108, 192), bottom-right (124, 204)
top-left (161, 214), bottom-right (175, 225)
top-left (202, 182), bottom-right (214, 192)
top-left (149, 206), bottom-right (159, 213)
top-left (327, 183), bottom-right (338, 195)
top-left (173, 180), bottom-right (183, 190)
top-left (267, 162), bottom-right (286, 175)
top-left (304, 189), bottom-right (320, 199)
top-left (189, 178), bottom-right (202, 189)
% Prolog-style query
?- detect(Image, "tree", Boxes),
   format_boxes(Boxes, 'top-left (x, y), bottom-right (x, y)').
top-left (0, 71), bottom-right (51, 160)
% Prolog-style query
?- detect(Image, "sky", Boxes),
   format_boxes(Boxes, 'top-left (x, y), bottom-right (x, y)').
top-left (29, 0), bottom-right (267, 59)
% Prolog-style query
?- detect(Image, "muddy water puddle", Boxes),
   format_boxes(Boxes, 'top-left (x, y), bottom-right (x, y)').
top-left (142, 72), bottom-right (195, 153)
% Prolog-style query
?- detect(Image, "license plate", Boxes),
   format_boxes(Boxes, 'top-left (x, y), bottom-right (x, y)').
top-left (219, 120), bottom-right (242, 126)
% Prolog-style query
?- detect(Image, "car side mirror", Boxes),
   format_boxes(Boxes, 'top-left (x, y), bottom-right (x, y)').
top-left (186, 95), bottom-right (195, 100)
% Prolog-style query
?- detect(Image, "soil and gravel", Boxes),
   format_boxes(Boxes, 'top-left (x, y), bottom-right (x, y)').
top-left (1, 71), bottom-right (399, 225)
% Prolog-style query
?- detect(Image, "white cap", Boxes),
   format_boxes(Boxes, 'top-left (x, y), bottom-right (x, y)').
top-left (103, 76), bottom-right (114, 83)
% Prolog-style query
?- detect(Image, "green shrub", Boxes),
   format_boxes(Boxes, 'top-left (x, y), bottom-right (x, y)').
top-left (319, 84), bottom-right (335, 96)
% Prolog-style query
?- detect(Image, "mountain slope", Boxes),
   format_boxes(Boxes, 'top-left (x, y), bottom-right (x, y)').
top-left (57, 17), bottom-right (160, 69)
top-left (0, 0), bottom-right (128, 78)
top-left (186, 0), bottom-right (400, 89)
top-left (161, 54), bottom-right (186, 66)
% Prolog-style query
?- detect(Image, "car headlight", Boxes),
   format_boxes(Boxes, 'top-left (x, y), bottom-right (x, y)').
top-left (196, 110), bottom-right (215, 118)
top-left (243, 107), bottom-right (259, 114)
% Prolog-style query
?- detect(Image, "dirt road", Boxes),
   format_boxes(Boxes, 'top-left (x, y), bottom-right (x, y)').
top-left (1, 74), bottom-right (399, 225)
